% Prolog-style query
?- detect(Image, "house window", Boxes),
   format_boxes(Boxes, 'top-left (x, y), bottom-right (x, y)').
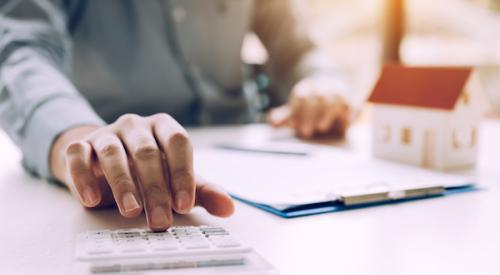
top-left (378, 125), bottom-right (391, 143)
top-left (471, 127), bottom-right (477, 147)
top-left (461, 91), bottom-right (470, 106)
top-left (453, 128), bottom-right (472, 149)
top-left (401, 127), bottom-right (411, 145)
top-left (453, 129), bottom-right (461, 149)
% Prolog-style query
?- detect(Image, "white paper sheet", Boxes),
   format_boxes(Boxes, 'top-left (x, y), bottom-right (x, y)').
top-left (194, 144), bottom-right (473, 206)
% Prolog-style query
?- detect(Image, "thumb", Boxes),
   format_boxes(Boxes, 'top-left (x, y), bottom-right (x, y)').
top-left (195, 177), bottom-right (235, 217)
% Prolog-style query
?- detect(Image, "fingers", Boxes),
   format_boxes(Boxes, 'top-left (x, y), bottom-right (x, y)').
top-left (63, 113), bottom-right (231, 231)
top-left (195, 178), bottom-right (234, 218)
top-left (90, 133), bottom-right (142, 218)
top-left (280, 93), bottom-right (350, 139)
top-left (271, 76), bottom-right (353, 139)
top-left (66, 141), bottom-right (101, 207)
top-left (117, 115), bottom-right (173, 231)
top-left (152, 114), bottom-right (195, 215)
top-left (331, 106), bottom-right (350, 137)
top-left (290, 94), bottom-right (323, 138)
top-left (268, 105), bottom-right (292, 128)
top-left (317, 97), bottom-right (341, 133)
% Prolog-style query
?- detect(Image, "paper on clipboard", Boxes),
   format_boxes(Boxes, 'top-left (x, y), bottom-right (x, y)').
top-left (194, 145), bottom-right (473, 206)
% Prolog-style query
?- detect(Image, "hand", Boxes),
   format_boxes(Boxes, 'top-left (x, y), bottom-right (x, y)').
top-left (50, 113), bottom-right (234, 231)
top-left (268, 76), bottom-right (351, 139)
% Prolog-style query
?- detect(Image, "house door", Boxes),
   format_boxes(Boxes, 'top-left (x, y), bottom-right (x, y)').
top-left (422, 130), bottom-right (436, 168)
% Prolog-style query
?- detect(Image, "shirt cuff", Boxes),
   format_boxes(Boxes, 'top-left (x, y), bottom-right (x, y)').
top-left (21, 96), bottom-right (105, 180)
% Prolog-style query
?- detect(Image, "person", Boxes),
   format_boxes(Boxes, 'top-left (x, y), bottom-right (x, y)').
top-left (0, 0), bottom-right (352, 231)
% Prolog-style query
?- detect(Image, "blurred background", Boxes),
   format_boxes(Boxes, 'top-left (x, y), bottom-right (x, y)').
top-left (242, 0), bottom-right (500, 115)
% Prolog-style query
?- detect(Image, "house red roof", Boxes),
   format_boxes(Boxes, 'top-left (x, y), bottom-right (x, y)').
top-left (368, 64), bottom-right (473, 110)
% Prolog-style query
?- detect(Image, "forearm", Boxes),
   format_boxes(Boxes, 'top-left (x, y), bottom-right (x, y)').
top-left (252, 0), bottom-right (351, 106)
top-left (0, 3), bottom-right (105, 179)
top-left (0, 46), bottom-right (105, 179)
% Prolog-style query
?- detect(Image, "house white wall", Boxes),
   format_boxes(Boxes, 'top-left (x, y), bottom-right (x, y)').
top-left (372, 104), bottom-right (450, 169)
top-left (442, 73), bottom-right (485, 169)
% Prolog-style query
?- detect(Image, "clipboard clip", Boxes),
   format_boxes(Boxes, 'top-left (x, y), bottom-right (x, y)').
top-left (340, 185), bottom-right (445, 206)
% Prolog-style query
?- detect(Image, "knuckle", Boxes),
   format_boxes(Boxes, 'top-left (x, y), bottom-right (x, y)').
top-left (70, 163), bottom-right (89, 178)
top-left (116, 113), bottom-right (141, 126)
top-left (66, 142), bottom-right (86, 156)
top-left (167, 130), bottom-right (190, 149)
top-left (85, 129), bottom-right (106, 142)
top-left (152, 113), bottom-right (173, 122)
top-left (111, 173), bottom-right (133, 189)
top-left (98, 143), bottom-right (122, 158)
top-left (143, 184), bottom-right (167, 199)
top-left (133, 145), bottom-right (160, 161)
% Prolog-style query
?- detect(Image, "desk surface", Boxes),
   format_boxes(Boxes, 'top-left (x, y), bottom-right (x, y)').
top-left (1, 121), bottom-right (500, 275)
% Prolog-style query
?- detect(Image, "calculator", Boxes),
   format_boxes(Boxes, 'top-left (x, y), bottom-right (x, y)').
top-left (74, 225), bottom-right (278, 275)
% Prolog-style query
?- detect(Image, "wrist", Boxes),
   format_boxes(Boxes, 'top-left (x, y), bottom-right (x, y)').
top-left (50, 125), bottom-right (100, 183)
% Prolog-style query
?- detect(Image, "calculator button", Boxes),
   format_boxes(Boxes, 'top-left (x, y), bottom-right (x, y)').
top-left (175, 231), bottom-right (203, 237)
top-left (120, 247), bottom-right (146, 253)
top-left (182, 242), bottom-right (211, 249)
top-left (151, 243), bottom-right (180, 251)
top-left (203, 231), bottom-right (229, 236)
top-left (200, 226), bottom-right (226, 232)
top-left (179, 236), bottom-right (211, 249)
top-left (171, 227), bottom-right (198, 234)
top-left (145, 231), bottom-right (174, 238)
top-left (86, 244), bottom-right (113, 255)
top-left (209, 236), bottom-right (241, 248)
top-left (119, 245), bottom-right (147, 253)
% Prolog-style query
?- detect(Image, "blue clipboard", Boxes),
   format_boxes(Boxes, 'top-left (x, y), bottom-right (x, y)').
top-left (231, 185), bottom-right (479, 218)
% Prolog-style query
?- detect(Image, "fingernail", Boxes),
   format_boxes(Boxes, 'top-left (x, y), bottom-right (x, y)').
top-left (151, 206), bottom-right (169, 229)
top-left (122, 192), bottom-right (140, 214)
top-left (175, 190), bottom-right (191, 212)
top-left (82, 186), bottom-right (99, 206)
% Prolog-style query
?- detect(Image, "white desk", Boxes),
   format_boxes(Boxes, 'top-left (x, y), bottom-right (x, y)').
top-left (1, 121), bottom-right (500, 275)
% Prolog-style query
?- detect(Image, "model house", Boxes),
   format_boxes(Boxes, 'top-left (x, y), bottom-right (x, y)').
top-left (368, 64), bottom-right (486, 170)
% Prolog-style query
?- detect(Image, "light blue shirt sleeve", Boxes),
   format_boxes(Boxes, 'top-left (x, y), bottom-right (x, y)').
top-left (0, 0), bottom-right (104, 179)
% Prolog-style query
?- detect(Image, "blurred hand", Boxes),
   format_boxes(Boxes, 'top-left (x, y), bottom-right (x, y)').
top-left (268, 76), bottom-right (351, 139)
top-left (50, 113), bottom-right (234, 231)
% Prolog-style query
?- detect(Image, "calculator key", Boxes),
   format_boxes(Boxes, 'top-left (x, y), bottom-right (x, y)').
top-left (177, 234), bottom-right (204, 240)
top-left (209, 236), bottom-right (241, 248)
top-left (145, 231), bottom-right (174, 238)
top-left (200, 226), bottom-right (226, 232)
top-left (178, 234), bottom-right (205, 240)
top-left (86, 244), bottom-right (113, 255)
top-left (86, 231), bottom-right (111, 240)
top-left (151, 243), bottom-right (180, 251)
top-left (171, 227), bottom-right (198, 233)
top-left (178, 236), bottom-right (211, 249)
top-left (182, 241), bottom-right (211, 249)
top-left (150, 238), bottom-right (176, 243)
top-left (174, 232), bottom-right (203, 237)
top-left (203, 231), bottom-right (229, 236)
top-left (118, 242), bottom-right (148, 252)
top-left (119, 245), bottom-right (147, 253)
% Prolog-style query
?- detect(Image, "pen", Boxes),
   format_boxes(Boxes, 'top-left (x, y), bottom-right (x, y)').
top-left (214, 143), bottom-right (310, 157)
